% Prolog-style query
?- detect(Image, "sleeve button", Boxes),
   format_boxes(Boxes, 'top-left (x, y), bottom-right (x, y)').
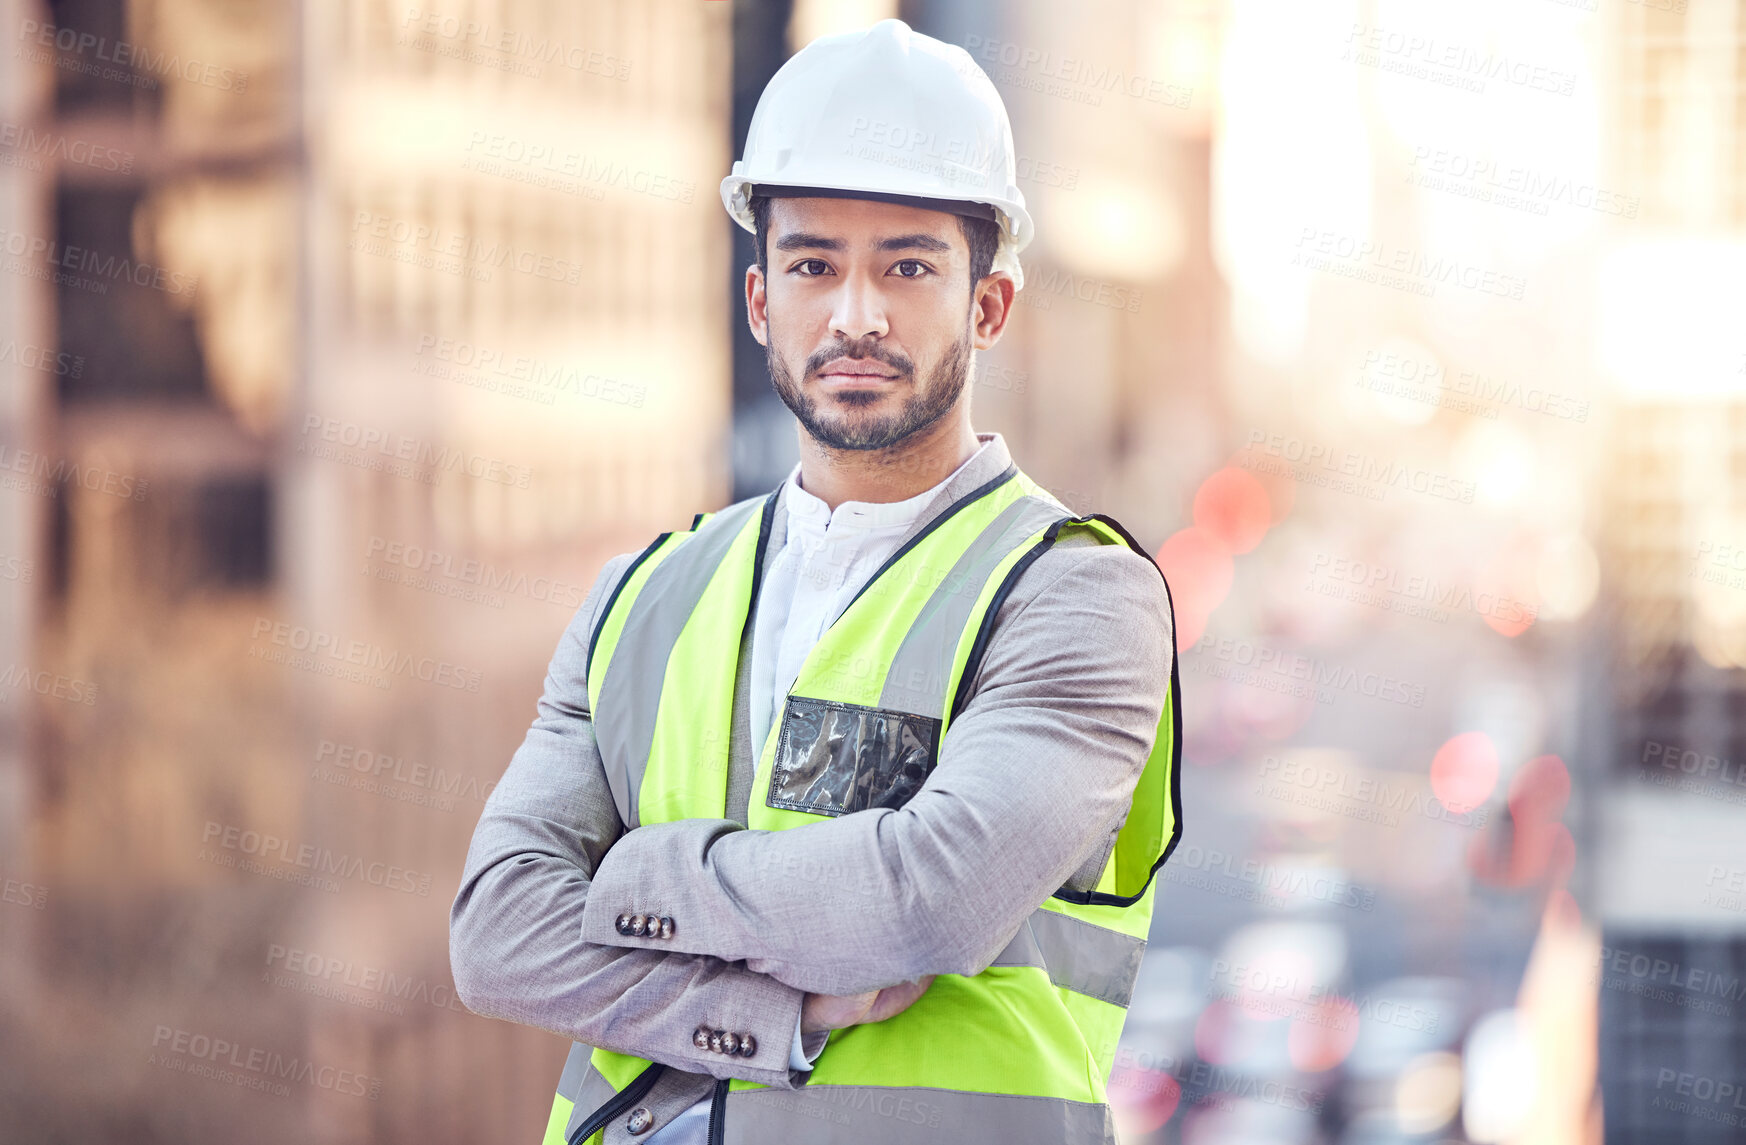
top-left (709, 1029), bottom-right (726, 1054)
top-left (615, 913), bottom-right (633, 935)
top-left (658, 916), bottom-right (675, 939)
top-left (629, 913), bottom-right (648, 936)
top-left (693, 1026), bottom-right (711, 1050)
top-left (720, 1032), bottom-right (740, 1055)
top-left (739, 1033), bottom-right (757, 1058)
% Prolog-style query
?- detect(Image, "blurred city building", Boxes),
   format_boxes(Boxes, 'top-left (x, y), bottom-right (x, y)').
top-left (2, 0), bottom-right (729, 1140)
top-left (1595, 8), bottom-right (1746, 1141)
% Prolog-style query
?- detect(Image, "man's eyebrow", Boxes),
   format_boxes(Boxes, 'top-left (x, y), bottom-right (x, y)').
top-left (773, 232), bottom-right (844, 252)
top-left (771, 232), bottom-right (954, 254)
top-left (874, 233), bottom-right (952, 254)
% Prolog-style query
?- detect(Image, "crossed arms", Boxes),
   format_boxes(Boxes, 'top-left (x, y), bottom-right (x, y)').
top-left (448, 538), bottom-right (1172, 1086)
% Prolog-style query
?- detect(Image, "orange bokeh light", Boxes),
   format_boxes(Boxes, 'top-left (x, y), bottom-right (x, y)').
top-left (1156, 527), bottom-right (1235, 648)
top-left (1193, 467), bottom-right (1273, 554)
top-left (1508, 753), bottom-right (1570, 823)
top-left (1287, 995), bottom-right (1361, 1071)
top-left (1430, 731), bottom-right (1500, 813)
top-left (1193, 998), bottom-right (1238, 1065)
top-left (1108, 1065), bottom-right (1182, 1134)
top-left (1477, 538), bottom-right (1543, 639)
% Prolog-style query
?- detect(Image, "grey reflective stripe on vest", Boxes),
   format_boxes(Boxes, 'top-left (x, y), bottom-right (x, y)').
top-left (725, 1085), bottom-right (1116, 1144)
top-left (877, 496), bottom-right (1068, 716)
top-left (1027, 909), bottom-right (1146, 1008)
top-left (989, 908), bottom-right (1146, 1008)
top-left (593, 497), bottom-right (765, 828)
top-left (559, 1052), bottom-right (618, 1139)
top-left (989, 915), bottom-right (1046, 970)
top-left (555, 1042), bottom-right (594, 1102)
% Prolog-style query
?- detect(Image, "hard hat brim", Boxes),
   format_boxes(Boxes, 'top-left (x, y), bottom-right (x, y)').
top-left (751, 181), bottom-right (1000, 223)
top-left (721, 172), bottom-right (1033, 250)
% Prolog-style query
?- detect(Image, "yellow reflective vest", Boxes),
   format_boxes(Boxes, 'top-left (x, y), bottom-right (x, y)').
top-left (548, 465), bottom-right (1182, 1145)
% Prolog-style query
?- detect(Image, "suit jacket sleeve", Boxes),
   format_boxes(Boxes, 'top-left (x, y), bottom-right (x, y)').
top-left (577, 538), bottom-right (1175, 997)
top-left (448, 553), bottom-right (814, 1089)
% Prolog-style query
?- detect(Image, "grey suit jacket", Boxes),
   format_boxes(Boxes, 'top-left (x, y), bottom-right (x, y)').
top-left (449, 433), bottom-right (1176, 1142)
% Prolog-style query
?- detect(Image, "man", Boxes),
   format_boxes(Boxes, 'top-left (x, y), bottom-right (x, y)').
top-left (450, 20), bottom-right (1182, 1145)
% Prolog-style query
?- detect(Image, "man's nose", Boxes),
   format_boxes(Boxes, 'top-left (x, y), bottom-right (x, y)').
top-left (829, 274), bottom-right (890, 343)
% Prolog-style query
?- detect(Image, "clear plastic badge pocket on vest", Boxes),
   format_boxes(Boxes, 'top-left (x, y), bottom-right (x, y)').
top-left (765, 696), bottom-right (942, 817)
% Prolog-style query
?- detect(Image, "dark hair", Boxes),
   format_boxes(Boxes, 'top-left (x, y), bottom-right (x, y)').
top-left (751, 194), bottom-right (1001, 294)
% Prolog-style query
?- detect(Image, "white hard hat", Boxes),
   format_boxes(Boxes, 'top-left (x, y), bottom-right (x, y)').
top-left (721, 18), bottom-right (1034, 290)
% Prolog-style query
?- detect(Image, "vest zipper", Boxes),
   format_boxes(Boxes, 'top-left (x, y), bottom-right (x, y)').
top-left (565, 1062), bottom-right (666, 1145)
top-left (705, 1076), bottom-right (729, 1145)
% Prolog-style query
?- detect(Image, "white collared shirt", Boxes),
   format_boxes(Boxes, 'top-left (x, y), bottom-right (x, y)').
top-left (750, 443), bottom-right (988, 757)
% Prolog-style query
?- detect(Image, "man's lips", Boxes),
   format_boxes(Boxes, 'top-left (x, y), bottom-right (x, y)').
top-left (817, 362), bottom-right (899, 381)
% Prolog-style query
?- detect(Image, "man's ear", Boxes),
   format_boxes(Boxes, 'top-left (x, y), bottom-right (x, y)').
top-left (971, 271), bottom-right (1015, 350)
top-left (745, 263), bottom-right (769, 346)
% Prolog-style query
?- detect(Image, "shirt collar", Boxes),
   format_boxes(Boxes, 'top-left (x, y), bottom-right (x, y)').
top-left (782, 434), bottom-right (996, 532)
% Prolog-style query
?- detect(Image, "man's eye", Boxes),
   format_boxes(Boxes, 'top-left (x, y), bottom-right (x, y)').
top-left (793, 259), bottom-right (831, 276)
top-left (892, 260), bottom-right (932, 278)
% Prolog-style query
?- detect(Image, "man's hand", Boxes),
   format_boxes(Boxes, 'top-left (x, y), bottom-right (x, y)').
top-left (801, 976), bottom-right (936, 1034)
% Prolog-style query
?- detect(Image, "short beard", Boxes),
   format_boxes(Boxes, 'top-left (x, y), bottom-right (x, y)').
top-left (767, 325), bottom-right (971, 452)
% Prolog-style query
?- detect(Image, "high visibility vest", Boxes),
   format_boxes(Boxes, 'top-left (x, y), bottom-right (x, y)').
top-left (545, 464), bottom-right (1182, 1145)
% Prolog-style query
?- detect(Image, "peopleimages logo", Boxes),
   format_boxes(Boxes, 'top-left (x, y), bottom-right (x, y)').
top-left (1, 872), bottom-right (47, 910)
top-left (312, 738), bottom-right (496, 812)
top-left (412, 335), bottom-right (646, 407)
top-left (0, 225), bottom-right (198, 296)
top-left (1257, 754), bottom-right (1488, 829)
top-left (365, 535), bottom-right (586, 609)
top-left (0, 445), bottom-right (149, 501)
top-left (1307, 552), bottom-right (1538, 628)
top-left (1593, 943), bottom-right (1743, 1016)
top-left (1206, 961), bottom-right (1442, 1033)
top-left (16, 20), bottom-right (249, 92)
top-left (248, 616), bottom-right (484, 693)
top-left (1293, 227), bottom-right (1527, 301)
top-left (1341, 23), bottom-right (1577, 97)
top-left (1110, 1047), bottom-right (1324, 1113)
top-left (959, 35), bottom-right (1193, 108)
top-left (0, 663), bottom-right (99, 706)
top-left (200, 820), bottom-right (433, 897)
top-left (461, 132), bottom-right (693, 202)
top-left (1641, 740), bottom-right (1746, 787)
top-left (297, 414), bottom-right (532, 489)
top-left (265, 943), bottom-right (468, 1015)
top-left (1164, 843), bottom-right (1378, 911)
top-left (349, 210), bottom-right (585, 286)
top-left (397, 8), bottom-right (630, 79)
top-left (1355, 348), bottom-right (1590, 423)
top-left (0, 338), bottom-right (84, 378)
top-left (1192, 633), bottom-right (1428, 709)
top-left (0, 121), bottom-right (134, 174)
top-left (1241, 429), bottom-right (1477, 505)
top-left (1651, 1068), bottom-right (1746, 1128)
top-left (149, 1025), bottom-right (379, 1100)
top-left (1405, 147), bottom-right (1638, 219)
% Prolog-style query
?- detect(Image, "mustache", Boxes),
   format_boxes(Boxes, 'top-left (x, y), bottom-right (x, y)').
top-left (805, 338), bottom-right (913, 378)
